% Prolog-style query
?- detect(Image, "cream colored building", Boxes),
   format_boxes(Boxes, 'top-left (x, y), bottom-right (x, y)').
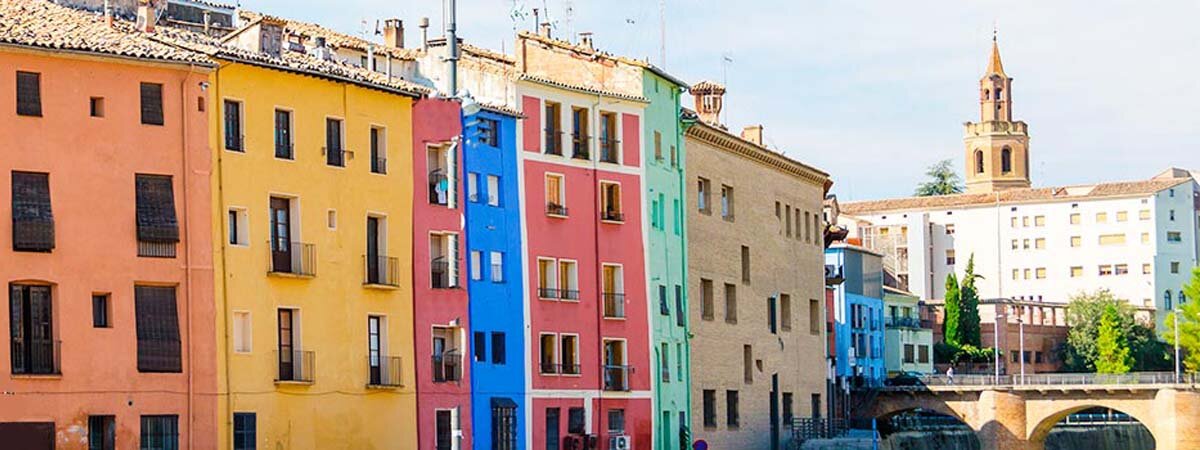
top-left (685, 81), bottom-right (830, 450)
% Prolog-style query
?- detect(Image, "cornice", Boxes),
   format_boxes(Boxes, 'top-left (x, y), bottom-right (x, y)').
top-left (686, 121), bottom-right (829, 188)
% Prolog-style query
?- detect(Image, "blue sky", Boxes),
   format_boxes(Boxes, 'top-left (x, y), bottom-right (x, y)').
top-left (247, 0), bottom-right (1200, 200)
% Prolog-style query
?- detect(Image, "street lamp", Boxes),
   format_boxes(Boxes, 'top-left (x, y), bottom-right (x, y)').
top-left (993, 306), bottom-right (1001, 385)
top-left (1175, 308), bottom-right (1181, 384)
top-left (1018, 306), bottom-right (1025, 385)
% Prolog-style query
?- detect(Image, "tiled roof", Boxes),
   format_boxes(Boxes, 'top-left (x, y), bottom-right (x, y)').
top-left (0, 0), bottom-right (210, 65)
top-left (516, 30), bottom-right (649, 68)
top-left (691, 80), bottom-right (725, 93)
top-left (682, 107), bottom-right (830, 187)
top-left (841, 177), bottom-right (1193, 215)
top-left (519, 74), bottom-right (648, 103)
top-left (239, 10), bottom-right (420, 61)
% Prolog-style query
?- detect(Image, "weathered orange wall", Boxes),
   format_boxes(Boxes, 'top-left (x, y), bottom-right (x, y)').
top-left (0, 48), bottom-right (216, 449)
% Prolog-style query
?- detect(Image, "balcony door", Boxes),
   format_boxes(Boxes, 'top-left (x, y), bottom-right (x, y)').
top-left (368, 316), bottom-right (382, 385)
top-left (278, 309), bottom-right (295, 380)
top-left (604, 340), bottom-right (626, 390)
top-left (9, 284), bottom-right (54, 375)
top-left (270, 197), bottom-right (292, 272)
top-left (366, 217), bottom-right (380, 284)
top-left (435, 410), bottom-right (453, 450)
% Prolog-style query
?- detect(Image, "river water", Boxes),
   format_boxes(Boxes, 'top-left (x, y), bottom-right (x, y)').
top-left (878, 425), bottom-right (1154, 450)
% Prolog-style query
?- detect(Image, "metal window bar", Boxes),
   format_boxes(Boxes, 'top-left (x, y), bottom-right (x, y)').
top-left (603, 365), bottom-right (632, 391)
top-left (367, 355), bottom-right (402, 387)
top-left (546, 202), bottom-right (568, 217)
top-left (559, 289), bottom-right (580, 301)
top-left (432, 352), bottom-right (462, 382)
top-left (137, 241), bottom-right (177, 258)
top-left (428, 169), bottom-right (449, 205)
top-left (430, 258), bottom-right (452, 289)
top-left (603, 293), bottom-right (626, 318)
top-left (10, 338), bottom-right (60, 375)
top-left (364, 255), bottom-right (400, 287)
top-left (268, 242), bottom-right (316, 276)
top-left (372, 157), bottom-right (388, 174)
top-left (571, 134), bottom-right (590, 160)
top-left (323, 146), bottom-right (347, 167)
top-left (275, 350), bottom-right (315, 382)
top-left (600, 138), bottom-right (620, 163)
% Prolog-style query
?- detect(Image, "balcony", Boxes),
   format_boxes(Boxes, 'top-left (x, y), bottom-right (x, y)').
top-left (537, 287), bottom-right (560, 299)
top-left (599, 138), bottom-right (620, 163)
top-left (559, 289), bottom-right (580, 301)
top-left (430, 258), bottom-right (452, 289)
top-left (10, 339), bottom-right (60, 375)
top-left (324, 146), bottom-right (347, 167)
top-left (885, 317), bottom-right (927, 329)
top-left (545, 129), bottom-right (563, 156)
top-left (428, 169), bottom-right (449, 206)
top-left (268, 242), bottom-right (316, 277)
top-left (539, 362), bottom-right (581, 376)
top-left (601, 210), bottom-right (625, 223)
top-left (137, 241), bottom-right (177, 258)
top-left (546, 202), bottom-right (568, 217)
top-left (603, 365), bottom-right (632, 391)
top-left (275, 350), bottom-right (315, 383)
top-left (371, 157), bottom-right (387, 174)
top-left (603, 293), bottom-right (626, 318)
top-left (432, 352), bottom-right (462, 383)
top-left (571, 134), bottom-right (590, 160)
top-left (367, 356), bottom-right (402, 387)
top-left (364, 255), bottom-right (400, 287)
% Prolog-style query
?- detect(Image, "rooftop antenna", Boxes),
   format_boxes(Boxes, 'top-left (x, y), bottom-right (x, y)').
top-left (722, 52), bottom-right (733, 124)
top-left (658, 0), bottom-right (666, 66)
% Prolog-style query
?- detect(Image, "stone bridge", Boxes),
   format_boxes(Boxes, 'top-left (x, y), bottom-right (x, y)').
top-left (863, 372), bottom-right (1200, 450)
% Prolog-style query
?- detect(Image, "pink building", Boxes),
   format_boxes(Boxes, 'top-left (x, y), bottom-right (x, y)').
top-left (0, 2), bottom-right (217, 448)
top-left (412, 97), bottom-right (472, 450)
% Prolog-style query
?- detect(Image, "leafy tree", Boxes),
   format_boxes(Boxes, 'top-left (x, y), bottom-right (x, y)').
top-left (1061, 290), bottom-right (1166, 372)
top-left (1095, 304), bottom-right (1133, 374)
top-left (959, 255), bottom-right (982, 347)
top-left (943, 273), bottom-right (961, 346)
top-left (914, 159), bottom-right (964, 197)
top-left (1166, 267), bottom-right (1200, 372)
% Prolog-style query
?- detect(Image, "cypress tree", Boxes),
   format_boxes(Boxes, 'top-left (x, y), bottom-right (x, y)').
top-left (959, 255), bottom-right (982, 347)
top-left (943, 273), bottom-right (961, 346)
top-left (1095, 304), bottom-right (1133, 374)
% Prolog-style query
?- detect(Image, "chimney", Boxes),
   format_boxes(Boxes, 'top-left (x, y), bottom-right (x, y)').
top-left (741, 125), bottom-right (764, 146)
top-left (419, 17), bottom-right (430, 50)
top-left (136, 0), bottom-right (157, 32)
top-left (579, 32), bottom-right (594, 50)
top-left (258, 19), bottom-right (285, 58)
top-left (312, 36), bottom-right (333, 61)
top-left (383, 19), bottom-right (404, 48)
top-left (690, 80), bottom-right (726, 125)
top-left (539, 22), bottom-right (552, 38)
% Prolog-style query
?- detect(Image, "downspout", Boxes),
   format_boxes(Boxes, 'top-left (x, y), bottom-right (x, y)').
top-left (180, 62), bottom-right (197, 450)
top-left (591, 92), bottom-right (604, 435)
top-left (675, 86), bottom-right (692, 446)
top-left (213, 61), bottom-right (237, 450)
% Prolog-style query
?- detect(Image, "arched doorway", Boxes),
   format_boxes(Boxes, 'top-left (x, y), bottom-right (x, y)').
top-left (877, 408), bottom-right (980, 450)
top-left (1033, 406), bottom-right (1154, 450)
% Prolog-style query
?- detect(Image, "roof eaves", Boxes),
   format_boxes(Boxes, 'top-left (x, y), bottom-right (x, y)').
top-left (519, 74), bottom-right (649, 104)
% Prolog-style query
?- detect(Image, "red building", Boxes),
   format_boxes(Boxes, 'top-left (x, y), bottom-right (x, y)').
top-left (412, 97), bottom-right (472, 450)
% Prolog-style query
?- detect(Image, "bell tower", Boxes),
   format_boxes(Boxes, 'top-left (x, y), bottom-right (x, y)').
top-left (964, 34), bottom-right (1031, 193)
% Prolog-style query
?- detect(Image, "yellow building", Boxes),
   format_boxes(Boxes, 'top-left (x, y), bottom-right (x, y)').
top-left (155, 15), bottom-right (424, 450)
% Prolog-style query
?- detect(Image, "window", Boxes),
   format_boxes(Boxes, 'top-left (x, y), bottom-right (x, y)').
top-left (16, 71), bottom-right (42, 116)
top-left (1023, 239), bottom-right (1030, 249)
top-left (918, 345), bottom-right (930, 364)
top-left (741, 246), bottom-right (751, 283)
top-left (325, 118), bottom-right (345, 167)
top-left (429, 233), bottom-right (460, 289)
top-left (660, 343), bottom-right (670, 382)
top-left (479, 118), bottom-right (499, 147)
top-left (466, 173), bottom-right (480, 203)
top-left (89, 415), bottom-right (116, 450)
top-left (559, 261), bottom-right (579, 300)
top-left (140, 415), bottom-right (178, 450)
top-left (1139, 209), bottom-right (1151, 220)
top-left (560, 335), bottom-right (579, 375)
top-left (785, 205), bottom-right (792, 237)
top-left (724, 283), bottom-right (737, 324)
top-left (809, 299), bottom-right (820, 335)
top-left (1036, 268), bottom-right (1046, 279)
top-left (1035, 238), bottom-right (1046, 249)
top-left (227, 208), bottom-right (248, 246)
top-left (1171, 262), bottom-right (1180, 274)
top-left (974, 150), bottom-right (984, 174)
top-left (1115, 264), bottom-right (1128, 275)
top-left (945, 223), bottom-right (956, 235)
top-left (93, 293), bottom-right (111, 328)
top-left (90, 97), bottom-right (105, 118)
top-left (135, 286), bottom-right (182, 373)
top-left (782, 392), bottom-right (795, 425)
top-left (1143, 264), bottom-right (1152, 275)
top-left (492, 332), bottom-right (506, 364)
top-left (601, 182), bottom-right (623, 222)
top-left (470, 251), bottom-right (482, 281)
top-left (602, 264), bottom-right (625, 318)
top-left (673, 199), bottom-right (682, 236)
top-left (223, 100), bottom-right (243, 151)
top-left (670, 144), bottom-right (678, 167)
top-left (654, 130), bottom-right (663, 161)
top-left (946, 249), bottom-right (956, 266)
top-left (726, 390), bottom-right (740, 428)
top-left (1170, 210), bottom-right (1176, 221)
top-left (1034, 216), bottom-right (1045, 227)
top-left (1001, 148), bottom-right (1012, 172)
top-left (327, 209), bottom-right (337, 229)
top-left (9, 284), bottom-right (55, 375)
top-left (675, 285), bottom-right (685, 327)
top-left (1142, 233), bottom-right (1151, 244)
top-left (1070, 266), bottom-right (1083, 278)
top-left (700, 279), bottom-right (715, 320)
top-left (490, 252), bottom-right (504, 282)
top-left (1099, 265), bottom-right (1114, 276)
top-left (1168, 231), bottom-right (1183, 243)
top-left (539, 334), bottom-right (557, 374)
top-left (1070, 213), bottom-right (1081, 224)
top-left (780, 294), bottom-right (792, 331)
top-left (697, 177), bottom-right (711, 214)
top-left (904, 344), bottom-right (915, 363)
top-left (545, 174), bottom-right (566, 216)
top-left (607, 409), bottom-right (626, 434)
top-left (370, 127), bottom-right (387, 174)
top-left (1098, 234), bottom-right (1126, 246)
top-left (1023, 217), bottom-right (1030, 227)
top-left (474, 332), bottom-right (487, 362)
top-left (487, 175), bottom-right (500, 206)
top-left (135, 174), bottom-right (179, 257)
top-left (233, 413), bottom-right (256, 450)
top-left (1095, 212), bottom-right (1108, 223)
top-left (743, 345), bottom-right (753, 383)
top-left (11, 171), bottom-right (54, 252)
top-left (546, 408), bottom-right (561, 450)
top-left (570, 107), bottom-right (589, 160)
top-left (232, 311), bottom-right (251, 353)
top-left (274, 109), bottom-right (293, 159)
top-left (659, 285), bottom-right (669, 316)
top-left (1070, 236), bottom-right (1082, 247)
top-left (720, 185), bottom-right (735, 220)
top-left (140, 82), bottom-right (164, 126)
top-left (599, 112), bottom-right (619, 163)
top-left (1010, 217), bottom-right (1018, 228)
top-left (1116, 211), bottom-right (1128, 222)
top-left (492, 399), bottom-right (518, 450)
top-left (544, 102), bottom-right (562, 155)
top-left (1166, 290), bottom-right (1174, 310)
top-left (768, 297), bottom-right (777, 334)
top-left (702, 390), bottom-right (717, 427)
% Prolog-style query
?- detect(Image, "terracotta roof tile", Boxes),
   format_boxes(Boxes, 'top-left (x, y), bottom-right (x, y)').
top-left (0, 0), bottom-right (210, 65)
top-left (239, 10), bottom-right (420, 61)
top-left (841, 178), bottom-right (1193, 215)
top-left (519, 74), bottom-right (648, 103)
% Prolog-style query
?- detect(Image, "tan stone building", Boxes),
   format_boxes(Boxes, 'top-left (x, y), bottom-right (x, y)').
top-left (685, 81), bottom-right (831, 450)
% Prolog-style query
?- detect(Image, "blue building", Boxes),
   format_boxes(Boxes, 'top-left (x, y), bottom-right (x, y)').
top-left (826, 244), bottom-right (886, 388)
top-left (464, 107), bottom-right (526, 449)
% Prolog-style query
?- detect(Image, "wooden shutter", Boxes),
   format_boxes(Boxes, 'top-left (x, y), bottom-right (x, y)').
top-left (11, 172), bottom-right (54, 251)
top-left (9, 285), bottom-right (25, 373)
top-left (135, 174), bottom-right (179, 243)
top-left (134, 286), bottom-right (182, 372)
top-left (448, 234), bottom-right (460, 288)
top-left (15, 71), bottom-right (42, 117)
top-left (140, 82), bottom-right (164, 125)
top-left (446, 143), bottom-right (458, 208)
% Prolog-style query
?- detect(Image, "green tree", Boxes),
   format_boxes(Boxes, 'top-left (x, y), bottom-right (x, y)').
top-left (1095, 304), bottom-right (1133, 374)
top-left (1166, 267), bottom-right (1200, 372)
top-left (1061, 290), bottom-right (1166, 372)
top-left (959, 255), bottom-right (982, 347)
top-left (915, 159), bottom-right (965, 197)
top-left (943, 273), bottom-right (961, 346)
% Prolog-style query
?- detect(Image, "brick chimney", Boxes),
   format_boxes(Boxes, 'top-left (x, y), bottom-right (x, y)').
top-left (690, 80), bottom-right (726, 125)
top-left (136, 0), bottom-right (157, 32)
top-left (741, 125), bottom-right (764, 146)
top-left (539, 22), bottom-right (552, 38)
top-left (579, 32), bottom-right (594, 50)
top-left (383, 19), bottom-right (404, 48)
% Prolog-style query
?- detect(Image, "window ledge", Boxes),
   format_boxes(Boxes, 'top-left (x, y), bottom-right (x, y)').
top-left (602, 316), bottom-right (626, 321)
top-left (600, 219), bottom-right (625, 225)
top-left (10, 374), bottom-right (62, 380)
top-left (366, 383), bottom-right (403, 390)
top-left (275, 380), bottom-right (314, 386)
top-left (547, 213), bottom-right (569, 219)
top-left (363, 283), bottom-right (400, 291)
top-left (268, 271), bottom-right (315, 280)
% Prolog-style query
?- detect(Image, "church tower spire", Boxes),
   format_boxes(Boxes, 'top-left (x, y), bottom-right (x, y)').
top-left (964, 32), bottom-right (1031, 193)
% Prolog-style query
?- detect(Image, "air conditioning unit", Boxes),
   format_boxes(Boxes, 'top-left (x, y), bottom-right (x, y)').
top-left (563, 434), bottom-right (585, 450)
top-left (610, 435), bottom-right (632, 450)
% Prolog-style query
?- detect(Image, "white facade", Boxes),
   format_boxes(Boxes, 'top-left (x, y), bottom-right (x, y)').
top-left (840, 172), bottom-right (1199, 330)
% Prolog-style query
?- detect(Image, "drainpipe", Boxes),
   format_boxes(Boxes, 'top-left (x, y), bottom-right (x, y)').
top-left (674, 86), bottom-right (693, 447)
top-left (180, 62), bottom-right (197, 450)
top-left (212, 61), bottom-right (237, 450)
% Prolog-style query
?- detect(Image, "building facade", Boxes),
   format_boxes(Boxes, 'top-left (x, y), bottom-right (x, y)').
top-left (882, 289), bottom-right (933, 375)
top-left (0, 2), bottom-right (217, 447)
top-left (685, 82), bottom-right (829, 450)
top-left (825, 245), bottom-right (886, 386)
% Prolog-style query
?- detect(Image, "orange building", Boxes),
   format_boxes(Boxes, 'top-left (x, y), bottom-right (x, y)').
top-left (0, 2), bottom-right (217, 448)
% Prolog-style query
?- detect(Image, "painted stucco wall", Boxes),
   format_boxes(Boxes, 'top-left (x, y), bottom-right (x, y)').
top-left (0, 49), bottom-right (217, 449)
top-left (210, 62), bottom-right (417, 450)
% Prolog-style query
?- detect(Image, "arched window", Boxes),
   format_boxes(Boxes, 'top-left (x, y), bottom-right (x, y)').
top-left (974, 150), bottom-right (985, 174)
top-left (1181, 290), bottom-right (1188, 304)
top-left (983, 89), bottom-right (990, 101)
top-left (1165, 290), bottom-right (1173, 310)
top-left (1001, 147), bottom-right (1012, 173)
top-left (995, 88), bottom-right (1003, 100)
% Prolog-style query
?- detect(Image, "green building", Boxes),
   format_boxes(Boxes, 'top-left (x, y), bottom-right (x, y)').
top-left (644, 65), bottom-right (691, 450)
top-left (883, 287), bottom-right (935, 375)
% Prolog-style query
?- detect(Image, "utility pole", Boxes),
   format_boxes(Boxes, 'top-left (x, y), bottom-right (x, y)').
top-left (658, 0), bottom-right (666, 67)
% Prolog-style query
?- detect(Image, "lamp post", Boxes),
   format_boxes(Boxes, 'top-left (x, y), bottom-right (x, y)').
top-left (1018, 306), bottom-right (1025, 385)
top-left (993, 306), bottom-right (1001, 385)
top-left (1175, 308), bottom-right (1181, 384)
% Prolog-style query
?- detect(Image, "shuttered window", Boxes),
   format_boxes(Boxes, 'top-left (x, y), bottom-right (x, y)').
top-left (135, 174), bottom-right (179, 243)
top-left (9, 284), bottom-right (55, 375)
top-left (16, 71), bottom-right (42, 117)
top-left (140, 82), bottom-right (164, 126)
top-left (11, 171), bottom-right (54, 251)
top-left (134, 286), bottom-right (182, 373)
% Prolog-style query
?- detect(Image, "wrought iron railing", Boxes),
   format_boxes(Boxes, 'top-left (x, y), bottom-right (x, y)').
top-left (432, 353), bottom-right (461, 382)
top-left (601, 210), bottom-right (625, 222)
top-left (546, 202), bottom-right (568, 217)
top-left (603, 365), bottom-right (632, 391)
top-left (137, 241), bottom-right (177, 258)
top-left (885, 371), bottom-right (1200, 389)
top-left (571, 134), bottom-right (590, 160)
top-left (428, 169), bottom-right (449, 205)
top-left (324, 146), bottom-right (347, 167)
top-left (371, 157), bottom-right (387, 174)
top-left (545, 129), bottom-right (563, 155)
top-left (268, 241), bottom-right (316, 276)
top-left (364, 255), bottom-right (400, 287)
top-left (559, 289), bottom-right (580, 301)
top-left (367, 355), bottom-right (402, 387)
top-left (10, 338), bottom-right (60, 375)
top-left (599, 138), bottom-right (620, 163)
top-left (430, 259), bottom-right (452, 289)
top-left (275, 350), bottom-right (315, 382)
top-left (603, 293), bottom-right (626, 318)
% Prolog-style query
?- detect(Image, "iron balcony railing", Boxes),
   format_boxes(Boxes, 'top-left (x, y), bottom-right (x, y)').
top-left (603, 365), bottom-right (632, 391)
top-left (603, 293), bottom-right (626, 318)
top-left (268, 241), bottom-right (316, 276)
top-left (601, 210), bottom-right (625, 222)
top-left (559, 289), bottom-right (580, 301)
top-left (10, 338), bottom-right (60, 375)
top-left (364, 255), bottom-right (400, 287)
top-left (540, 362), bottom-right (581, 375)
top-left (367, 355), bottom-right (402, 387)
top-left (432, 352), bottom-right (462, 383)
top-left (323, 146), bottom-right (347, 167)
top-left (599, 138), bottom-right (620, 163)
top-left (371, 157), bottom-right (387, 174)
top-left (275, 350), bottom-right (315, 383)
top-left (428, 169), bottom-right (449, 205)
top-left (540, 361), bottom-right (557, 375)
top-left (561, 363), bottom-right (581, 375)
top-left (544, 129), bottom-right (563, 155)
top-left (571, 134), bottom-right (590, 160)
top-left (885, 317), bottom-right (926, 329)
top-left (430, 258), bottom-right (452, 289)
top-left (137, 241), bottom-right (177, 258)
top-left (546, 202), bottom-right (568, 217)
top-left (537, 287), bottom-right (560, 299)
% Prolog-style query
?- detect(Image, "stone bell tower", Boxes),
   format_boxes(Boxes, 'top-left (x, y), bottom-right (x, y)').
top-left (964, 35), bottom-right (1031, 193)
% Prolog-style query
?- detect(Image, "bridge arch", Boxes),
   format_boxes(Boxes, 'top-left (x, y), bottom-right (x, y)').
top-left (1027, 402), bottom-right (1157, 445)
top-left (873, 403), bottom-right (970, 429)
